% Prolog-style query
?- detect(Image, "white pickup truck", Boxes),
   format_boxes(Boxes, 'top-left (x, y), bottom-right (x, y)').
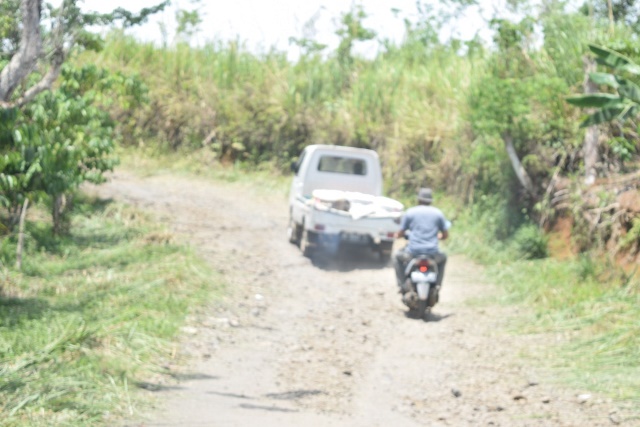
top-left (287, 144), bottom-right (403, 261)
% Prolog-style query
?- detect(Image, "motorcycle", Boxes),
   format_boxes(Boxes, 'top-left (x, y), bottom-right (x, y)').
top-left (400, 254), bottom-right (440, 319)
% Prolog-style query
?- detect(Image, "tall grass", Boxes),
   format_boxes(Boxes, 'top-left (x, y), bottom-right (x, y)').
top-left (0, 197), bottom-right (222, 426)
top-left (79, 32), bottom-right (479, 195)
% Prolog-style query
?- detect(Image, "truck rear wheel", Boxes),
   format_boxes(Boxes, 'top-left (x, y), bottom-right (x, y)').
top-left (287, 217), bottom-right (301, 244)
top-left (300, 229), bottom-right (313, 257)
top-left (378, 241), bottom-right (393, 264)
top-left (379, 250), bottom-right (392, 264)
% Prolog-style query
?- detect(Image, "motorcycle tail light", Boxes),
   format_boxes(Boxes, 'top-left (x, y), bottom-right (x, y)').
top-left (417, 260), bottom-right (429, 273)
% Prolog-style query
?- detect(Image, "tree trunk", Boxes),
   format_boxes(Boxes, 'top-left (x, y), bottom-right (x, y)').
top-left (16, 198), bottom-right (29, 271)
top-left (52, 194), bottom-right (66, 236)
top-left (0, 0), bottom-right (42, 103)
top-left (583, 56), bottom-right (599, 186)
top-left (502, 132), bottom-right (535, 196)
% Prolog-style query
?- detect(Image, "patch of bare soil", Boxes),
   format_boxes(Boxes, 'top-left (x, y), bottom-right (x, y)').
top-left (87, 171), bottom-right (637, 427)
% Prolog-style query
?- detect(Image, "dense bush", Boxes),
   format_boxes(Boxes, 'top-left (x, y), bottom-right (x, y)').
top-left (513, 223), bottom-right (549, 259)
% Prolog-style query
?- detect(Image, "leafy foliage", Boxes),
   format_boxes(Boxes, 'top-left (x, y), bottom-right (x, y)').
top-left (513, 223), bottom-right (549, 259)
top-left (78, 2), bottom-right (640, 252)
top-left (0, 1), bottom-right (161, 233)
top-left (566, 44), bottom-right (640, 127)
top-left (0, 64), bottom-right (146, 231)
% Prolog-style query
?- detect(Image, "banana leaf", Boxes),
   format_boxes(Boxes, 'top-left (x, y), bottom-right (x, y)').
top-left (620, 63), bottom-right (640, 75)
top-left (617, 79), bottom-right (640, 104)
top-left (566, 93), bottom-right (621, 108)
top-left (589, 44), bottom-right (633, 69)
top-left (580, 106), bottom-right (625, 127)
top-left (589, 72), bottom-right (619, 89)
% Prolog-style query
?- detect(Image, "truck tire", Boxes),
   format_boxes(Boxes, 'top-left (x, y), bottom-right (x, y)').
top-left (299, 229), bottom-right (313, 257)
top-left (287, 216), bottom-right (301, 244)
top-left (378, 249), bottom-right (392, 264)
top-left (378, 241), bottom-right (393, 264)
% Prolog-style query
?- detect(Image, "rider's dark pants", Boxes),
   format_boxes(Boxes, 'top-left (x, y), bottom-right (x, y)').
top-left (394, 246), bottom-right (447, 290)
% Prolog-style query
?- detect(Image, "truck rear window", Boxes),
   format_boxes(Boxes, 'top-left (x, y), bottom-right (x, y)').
top-left (317, 156), bottom-right (367, 176)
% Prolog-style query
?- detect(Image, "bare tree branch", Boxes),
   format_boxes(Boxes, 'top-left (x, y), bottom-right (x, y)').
top-left (9, 46), bottom-right (64, 108)
top-left (0, 0), bottom-right (71, 109)
top-left (502, 131), bottom-right (535, 196)
top-left (0, 0), bottom-right (42, 104)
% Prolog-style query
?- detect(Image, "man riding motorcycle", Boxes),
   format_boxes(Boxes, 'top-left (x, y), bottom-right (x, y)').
top-left (394, 188), bottom-right (450, 293)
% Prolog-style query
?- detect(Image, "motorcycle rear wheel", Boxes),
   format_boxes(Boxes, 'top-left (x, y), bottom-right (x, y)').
top-left (415, 299), bottom-right (428, 319)
top-left (427, 287), bottom-right (439, 308)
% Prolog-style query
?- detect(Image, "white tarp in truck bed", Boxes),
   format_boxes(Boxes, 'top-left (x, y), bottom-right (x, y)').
top-left (310, 189), bottom-right (404, 220)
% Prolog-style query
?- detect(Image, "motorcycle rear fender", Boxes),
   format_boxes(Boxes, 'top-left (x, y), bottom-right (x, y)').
top-left (404, 255), bottom-right (439, 277)
top-left (416, 282), bottom-right (429, 300)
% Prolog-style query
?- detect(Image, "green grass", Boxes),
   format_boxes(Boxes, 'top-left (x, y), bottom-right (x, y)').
top-left (0, 196), bottom-right (222, 426)
top-left (447, 206), bottom-right (640, 403)
top-left (118, 145), bottom-right (291, 198)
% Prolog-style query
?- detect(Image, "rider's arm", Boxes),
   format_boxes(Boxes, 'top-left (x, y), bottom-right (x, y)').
top-left (395, 212), bottom-right (410, 239)
top-left (438, 216), bottom-right (451, 240)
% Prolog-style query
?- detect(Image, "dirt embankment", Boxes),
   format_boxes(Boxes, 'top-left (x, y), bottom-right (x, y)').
top-left (88, 171), bottom-right (636, 427)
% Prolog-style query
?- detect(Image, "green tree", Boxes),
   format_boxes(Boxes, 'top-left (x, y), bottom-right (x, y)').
top-left (0, 0), bottom-right (163, 233)
top-left (467, 16), bottom-right (577, 236)
top-left (469, 18), bottom-right (540, 197)
top-left (335, 5), bottom-right (376, 88)
top-left (581, 0), bottom-right (640, 32)
top-left (1, 64), bottom-right (146, 233)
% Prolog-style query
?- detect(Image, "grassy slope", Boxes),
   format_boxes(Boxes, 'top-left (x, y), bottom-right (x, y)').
top-left (0, 195), bottom-right (222, 426)
top-left (447, 207), bottom-right (640, 402)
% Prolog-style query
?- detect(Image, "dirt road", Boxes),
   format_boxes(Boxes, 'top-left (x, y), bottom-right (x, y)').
top-left (91, 170), bottom-right (631, 426)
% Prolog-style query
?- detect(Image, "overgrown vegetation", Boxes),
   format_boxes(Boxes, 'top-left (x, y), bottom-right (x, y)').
top-left (80, 3), bottom-right (640, 258)
top-left (448, 205), bottom-right (639, 401)
top-left (0, 196), bottom-right (219, 426)
top-left (2, 0), bottom-right (640, 420)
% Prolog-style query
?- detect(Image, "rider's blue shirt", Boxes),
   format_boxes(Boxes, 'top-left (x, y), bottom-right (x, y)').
top-left (401, 205), bottom-right (450, 255)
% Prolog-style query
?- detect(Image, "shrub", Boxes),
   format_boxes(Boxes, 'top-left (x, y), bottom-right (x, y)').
top-left (514, 223), bottom-right (549, 259)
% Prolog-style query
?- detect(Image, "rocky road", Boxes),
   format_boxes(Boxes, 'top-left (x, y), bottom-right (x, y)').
top-left (90, 170), bottom-right (634, 426)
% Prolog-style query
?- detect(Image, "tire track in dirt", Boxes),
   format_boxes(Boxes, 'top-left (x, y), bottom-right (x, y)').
top-left (87, 170), bottom-right (634, 426)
